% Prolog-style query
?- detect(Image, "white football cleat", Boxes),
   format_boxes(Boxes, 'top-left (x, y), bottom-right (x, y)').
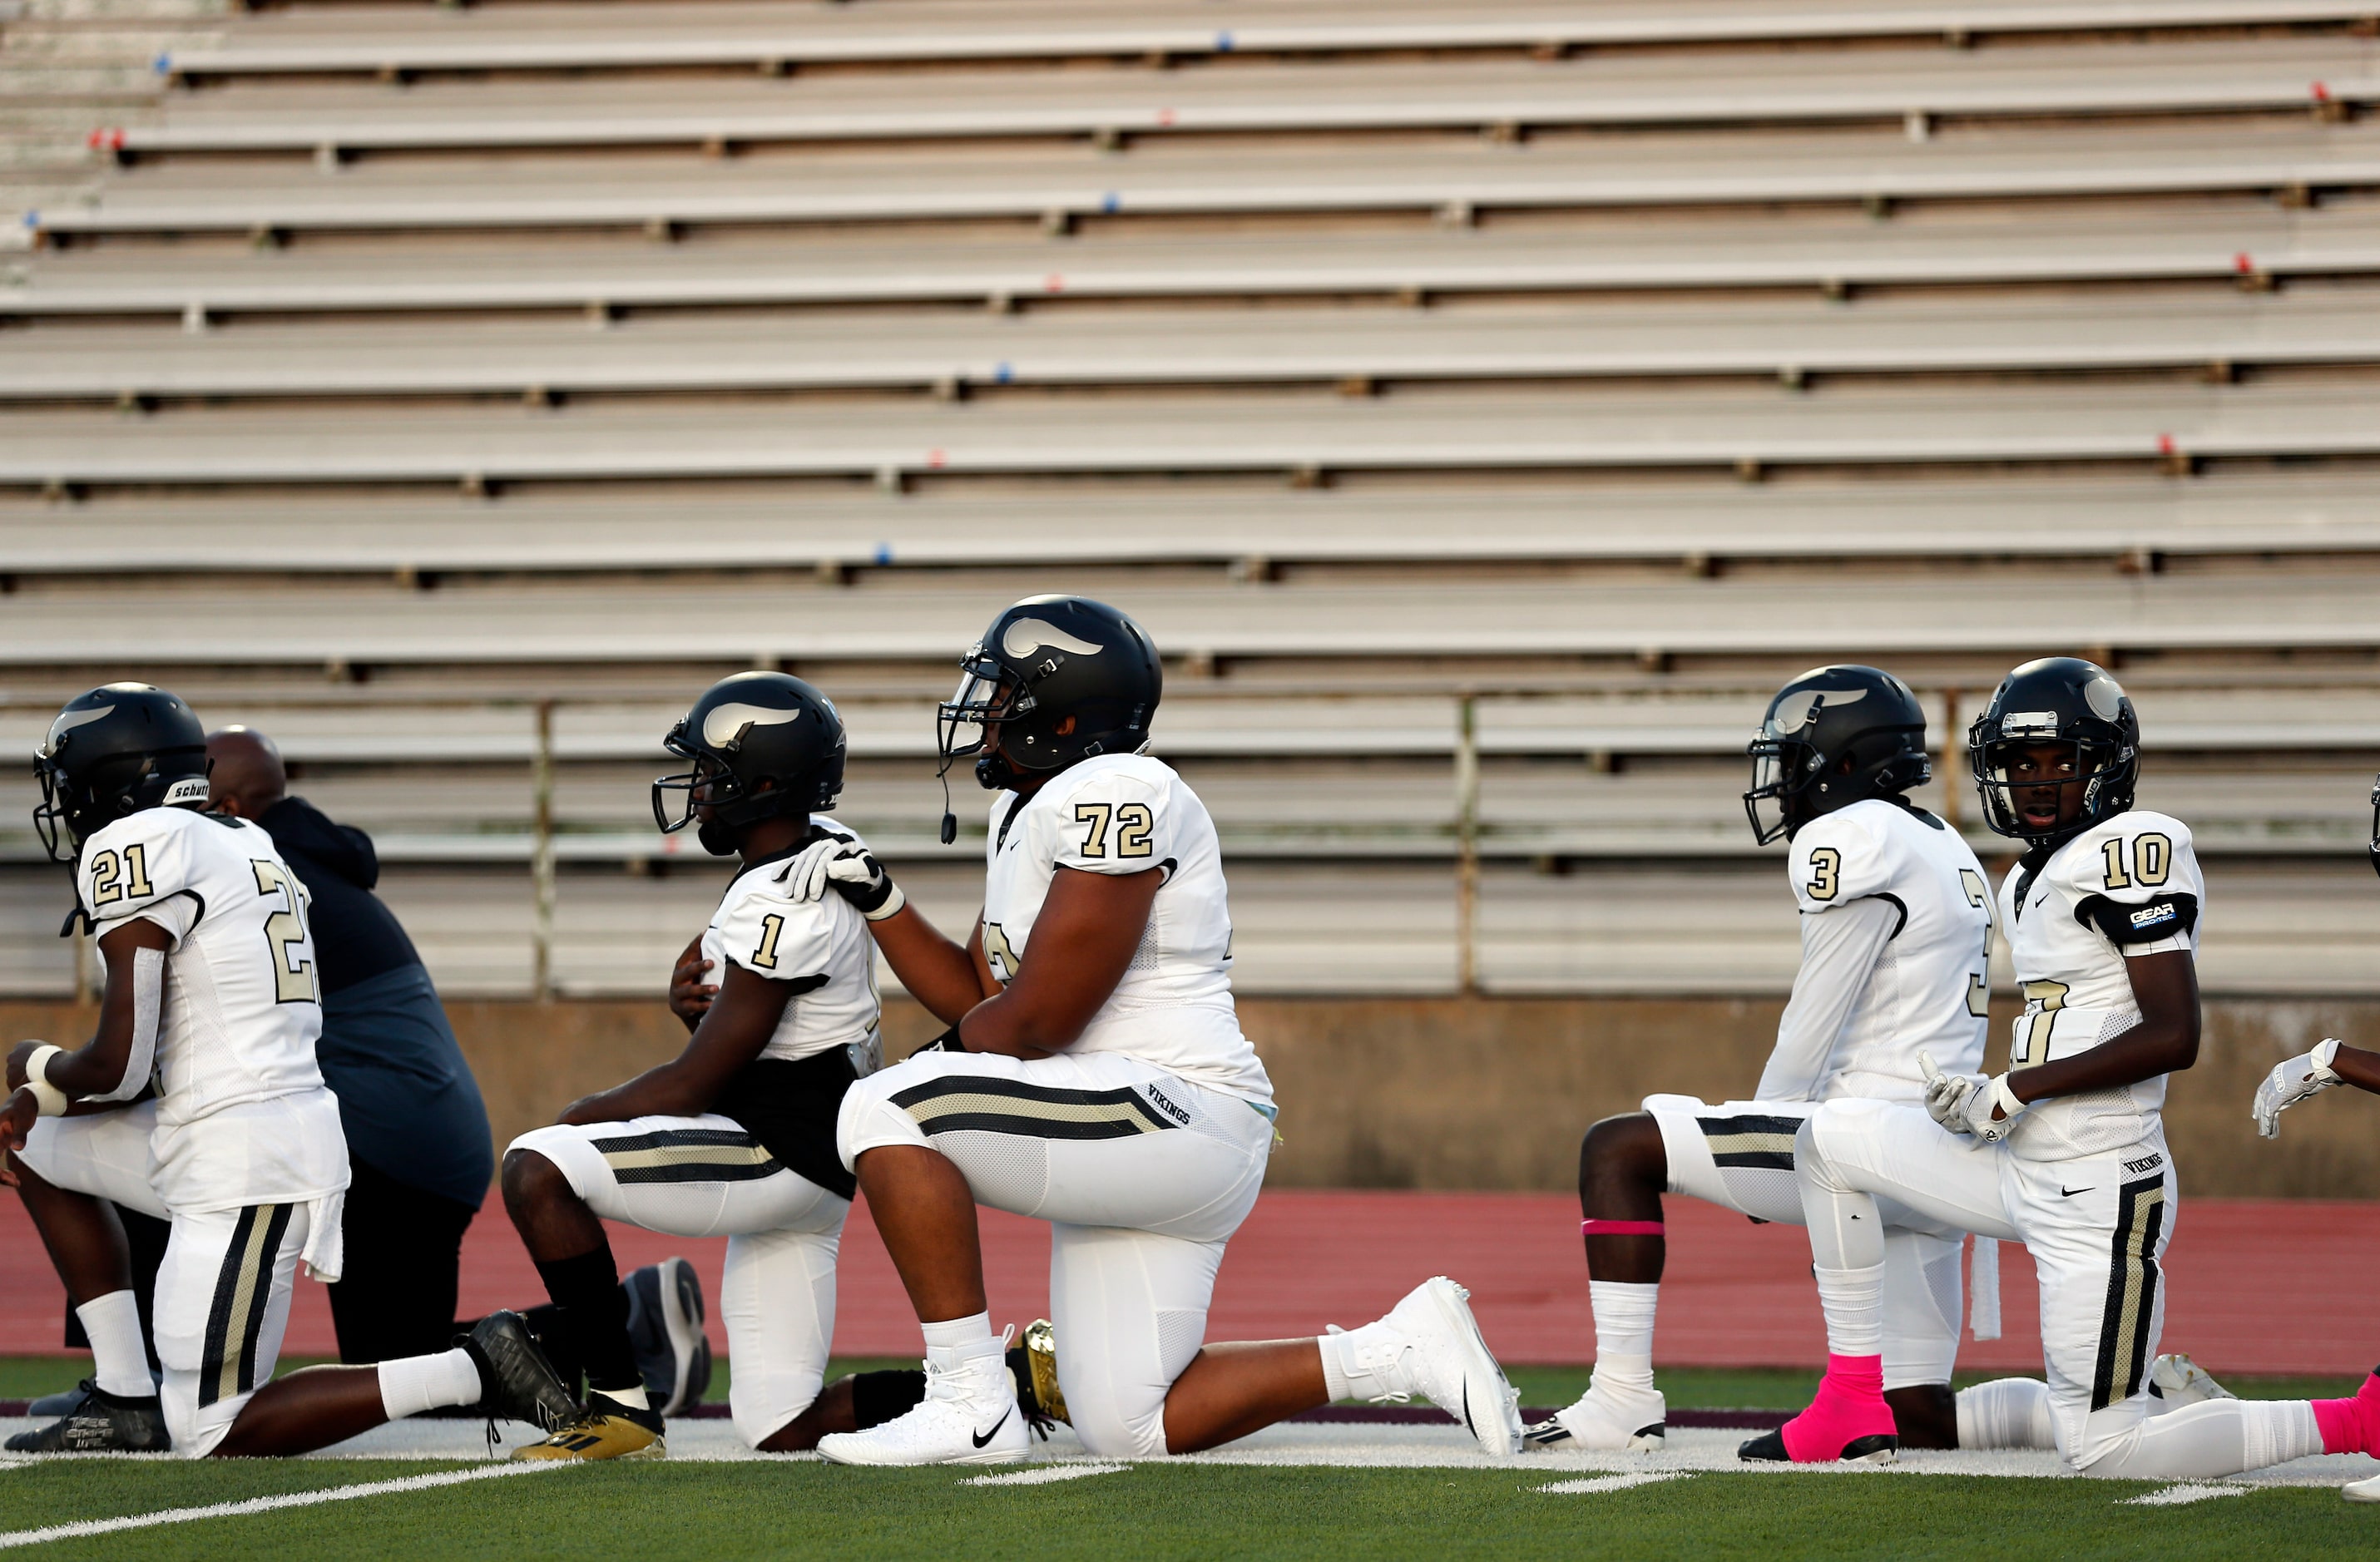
top-left (1522, 1386), bottom-right (1666, 1452)
top-left (2148, 1353), bottom-right (2235, 1410)
top-left (1338, 1277), bottom-right (1522, 1457)
top-left (816, 1342), bottom-right (1029, 1468)
top-left (2345, 1471), bottom-right (2380, 1503)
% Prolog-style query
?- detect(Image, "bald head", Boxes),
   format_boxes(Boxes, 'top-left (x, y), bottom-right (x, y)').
top-left (206, 726), bottom-right (287, 819)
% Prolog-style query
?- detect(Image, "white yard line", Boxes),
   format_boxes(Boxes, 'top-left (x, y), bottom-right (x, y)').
top-left (0, 1461), bottom-right (562, 1550)
top-left (1536, 1472), bottom-right (1693, 1495)
top-left (2122, 1482), bottom-right (2254, 1506)
top-left (964, 1463), bottom-right (1128, 1487)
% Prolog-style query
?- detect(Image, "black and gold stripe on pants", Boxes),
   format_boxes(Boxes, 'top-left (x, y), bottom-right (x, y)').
top-left (591, 1126), bottom-right (785, 1185)
top-left (2090, 1173), bottom-right (2168, 1411)
top-left (890, 1076), bottom-right (1176, 1140)
top-left (1699, 1114), bottom-right (1801, 1172)
top-left (200, 1203), bottom-right (294, 1410)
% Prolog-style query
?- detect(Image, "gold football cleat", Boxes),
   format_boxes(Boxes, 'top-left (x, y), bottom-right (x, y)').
top-left (511, 1397), bottom-right (667, 1462)
top-left (1022, 1318), bottom-right (1071, 1427)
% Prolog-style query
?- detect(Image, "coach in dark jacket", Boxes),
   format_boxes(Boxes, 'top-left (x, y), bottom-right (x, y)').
top-left (208, 726), bottom-right (496, 1363)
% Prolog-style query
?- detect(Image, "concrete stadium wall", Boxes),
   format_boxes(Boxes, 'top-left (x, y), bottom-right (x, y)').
top-left (4, 995), bottom-right (2375, 1199)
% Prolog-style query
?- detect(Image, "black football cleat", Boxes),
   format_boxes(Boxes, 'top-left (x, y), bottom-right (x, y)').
top-left (1738, 1426), bottom-right (1897, 1463)
top-left (5, 1380), bottom-right (171, 1453)
top-left (462, 1310), bottom-right (580, 1435)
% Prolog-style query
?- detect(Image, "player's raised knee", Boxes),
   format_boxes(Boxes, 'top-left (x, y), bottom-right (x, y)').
top-left (1579, 1112), bottom-right (1664, 1188)
top-left (500, 1142), bottom-right (571, 1214)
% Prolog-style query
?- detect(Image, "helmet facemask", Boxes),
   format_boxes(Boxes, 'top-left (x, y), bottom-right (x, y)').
top-left (1742, 735), bottom-right (1823, 846)
top-left (1971, 734), bottom-right (2126, 845)
top-left (937, 651), bottom-right (1027, 791)
top-left (651, 731), bottom-right (778, 857)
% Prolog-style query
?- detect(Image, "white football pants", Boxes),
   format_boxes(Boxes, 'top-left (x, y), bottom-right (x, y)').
top-left (1800, 1100), bottom-right (2325, 1477)
top-left (839, 1049), bottom-right (1273, 1458)
top-left (1648, 1095), bottom-right (1964, 1390)
top-left (21, 1105), bottom-right (312, 1457)
top-left (510, 1115), bottom-right (848, 1448)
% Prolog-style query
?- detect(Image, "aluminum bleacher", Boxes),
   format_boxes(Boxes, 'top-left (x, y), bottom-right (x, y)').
top-left (1, 477), bottom-right (2377, 572)
top-left (5, 0), bottom-right (2379, 999)
top-left (15, 289), bottom-right (2380, 402)
top-left (104, 37), bottom-right (2380, 156)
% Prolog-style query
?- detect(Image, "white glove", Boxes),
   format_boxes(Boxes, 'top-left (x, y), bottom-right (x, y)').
top-left (783, 830), bottom-right (905, 922)
top-left (1920, 1052), bottom-right (2023, 1144)
top-left (2254, 1037), bottom-right (2343, 1139)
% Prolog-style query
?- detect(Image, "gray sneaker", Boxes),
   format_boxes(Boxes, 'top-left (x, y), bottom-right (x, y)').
top-left (623, 1258), bottom-right (710, 1416)
top-left (5, 1380), bottom-right (171, 1453)
top-left (462, 1311), bottom-right (580, 1434)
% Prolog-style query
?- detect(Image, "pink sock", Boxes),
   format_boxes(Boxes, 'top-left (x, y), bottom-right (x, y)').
top-left (1779, 1353), bottom-right (1895, 1463)
top-left (2312, 1371), bottom-right (2380, 1455)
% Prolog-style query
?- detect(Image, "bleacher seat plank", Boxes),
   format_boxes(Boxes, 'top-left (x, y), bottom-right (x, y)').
top-left (4, 562), bottom-right (2380, 665)
top-left (160, 0), bottom-right (2379, 79)
top-left (12, 291), bottom-right (2379, 400)
top-left (2, 476), bottom-right (2376, 574)
top-left (32, 122), bottom-right (2380, 238)
top-left (116, 38), bottom-right (2380, 154)
top-left (3, 382), bottom-right (2373, 485)
top-left (13, 215), bottom-right (2378, 319)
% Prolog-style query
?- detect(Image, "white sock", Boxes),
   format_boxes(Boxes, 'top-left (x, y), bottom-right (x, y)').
top-left (377, 1348), bottom-right (483, 1421)
top-left (2246, 1401), bottom-right (2326, 1469)
top-left (1813, 1263), bottom-right (1885, 1358)
top-left (1956, 1377), bottom-right (2056, 1450)
top-left (596, 1382), bottom-right (651, 1411)
top-left (921, 1311), bottom-right (1001, 1372)
top-left (1319, 1333), bottom-right (1353, 1401)
top-left (1321, 1317), bottom-right (1406, 1401)
top-left (77, 1291), bottom-right (151, 1400)
top-left (2091, 1399), bottom-right (2324, 1479)
top-left (1586, 1281), bottom-right (1659, 1402)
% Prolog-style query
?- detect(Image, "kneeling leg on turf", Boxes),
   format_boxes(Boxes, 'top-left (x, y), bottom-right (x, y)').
top-left (816, 1088), bottom-right (1519, 1469)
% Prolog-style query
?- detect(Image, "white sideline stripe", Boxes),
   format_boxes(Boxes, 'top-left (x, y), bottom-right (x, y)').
top-left (0, 1461), bottom-right (560, 1550)
top-left (963, 1462), bottom-right (1128, 1487)
top-left (1536, 1472), bottom-right (1692, 1495)
top-left (2122, 1482), bottom-right (2254, 1506)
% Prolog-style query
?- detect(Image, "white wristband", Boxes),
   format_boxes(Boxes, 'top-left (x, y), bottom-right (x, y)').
top-left (2311, 1037), bottom-right (2343, 1081)
top-left (863, 880), bottom-right (908, 923)
top-left (23, 1044), bottom-right (69, 1117)
top-left (1988, 1073), bottom-right (2026, 1124)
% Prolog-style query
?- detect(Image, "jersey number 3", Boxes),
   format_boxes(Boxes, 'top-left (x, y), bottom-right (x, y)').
top-left (250, 861), bottom-right (321, 1004)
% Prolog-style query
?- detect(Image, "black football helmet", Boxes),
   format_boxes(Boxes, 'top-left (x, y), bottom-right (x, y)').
top-left (32, 683), bottom-right (210, 863)
top-left (938, 595), bottom-right (1162, 793)
top-left (1967, 656), bottom-right (2140, 848)
top-left (1743, 665), bottom-right (1931, 845)
top-left (652, 671), bottom-right (847, 856)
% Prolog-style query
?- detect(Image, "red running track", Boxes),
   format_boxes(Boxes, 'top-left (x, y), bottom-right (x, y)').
top-left (3, 1192), bottom-right (2372, 1376)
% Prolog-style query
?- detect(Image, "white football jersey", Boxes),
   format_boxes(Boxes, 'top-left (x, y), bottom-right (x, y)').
top-left (78, 803), bottom-right (348, 1211)
top-left (1997, 808), bottom-right (2203, 1159)
top-left (1771, 798), bottom-right (1995, 1102)
top-left (700, 820), bottom-right (883, 1073)
top-left (980, 754), bottom-right (1273, 1106)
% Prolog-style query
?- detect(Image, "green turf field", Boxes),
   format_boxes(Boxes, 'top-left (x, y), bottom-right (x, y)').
top-left (2, 1455), bottom-right (2376, 1561)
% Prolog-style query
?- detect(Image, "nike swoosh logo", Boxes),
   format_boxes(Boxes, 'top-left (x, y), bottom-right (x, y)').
top-left (2060, 1186), bottom-right (2093, 1198)
top-left (972, 1407), bottom-right (1012, 1448)
top-left (2031, 895), bottom-right (2049, 908)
